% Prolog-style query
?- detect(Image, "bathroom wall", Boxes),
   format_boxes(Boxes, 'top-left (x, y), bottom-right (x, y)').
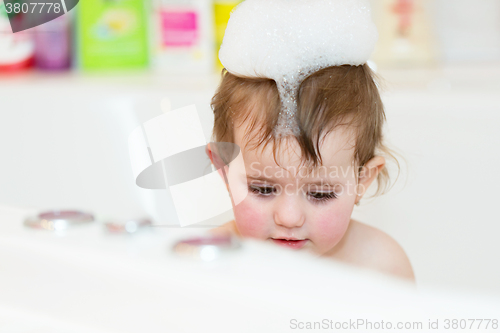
top-left (433, 0), bottom-right (500, 62)
top-left (352, 63), bottom-right (500, 296)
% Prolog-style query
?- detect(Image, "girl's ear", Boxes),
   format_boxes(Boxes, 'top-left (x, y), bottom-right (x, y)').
top-left (355, 156), bottom-right (385, 204)
top-left (206, 143), bottom-right (229, 185)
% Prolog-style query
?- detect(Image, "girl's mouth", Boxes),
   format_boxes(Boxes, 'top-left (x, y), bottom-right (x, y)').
top-left (270, 238), bottom-right (308, 249)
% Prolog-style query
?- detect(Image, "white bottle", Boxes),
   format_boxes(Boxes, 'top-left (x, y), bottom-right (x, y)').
top-left (0, 1), bottom-right (34, 71)
top-left (151, 0), bottom-right (214, 75)
top-left (370, 0), bottom-right (438, 67)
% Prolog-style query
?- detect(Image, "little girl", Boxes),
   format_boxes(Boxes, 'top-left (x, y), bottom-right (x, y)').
top-left (207, 0), bottom-right (415, 282)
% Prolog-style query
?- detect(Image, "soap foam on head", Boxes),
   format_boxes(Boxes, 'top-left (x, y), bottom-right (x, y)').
top-left (219, 0), bottom-right (378, 137)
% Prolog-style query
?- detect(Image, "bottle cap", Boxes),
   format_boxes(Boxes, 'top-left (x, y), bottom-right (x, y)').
top-left (24, 210), bottom-right (94, 231)
top-left (172, 234), bottom-right (241, 261)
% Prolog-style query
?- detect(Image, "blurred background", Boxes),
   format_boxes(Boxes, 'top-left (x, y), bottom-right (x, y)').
top-left (1, 0), bottom-right (500, 301)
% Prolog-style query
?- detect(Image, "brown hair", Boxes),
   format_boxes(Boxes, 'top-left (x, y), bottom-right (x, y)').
top-left (210, 64), bottom-right (399, 197)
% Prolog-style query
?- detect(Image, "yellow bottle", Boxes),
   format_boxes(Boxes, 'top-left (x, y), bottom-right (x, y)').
top-left (213, 0), bottom-right (243, 71)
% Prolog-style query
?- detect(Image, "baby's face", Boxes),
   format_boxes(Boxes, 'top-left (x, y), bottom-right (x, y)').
top-left (226, 121), bottom-right (359, 256)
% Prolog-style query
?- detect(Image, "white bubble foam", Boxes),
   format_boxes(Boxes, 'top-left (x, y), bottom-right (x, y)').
top-left (219, 0), bottom-right (378, 137)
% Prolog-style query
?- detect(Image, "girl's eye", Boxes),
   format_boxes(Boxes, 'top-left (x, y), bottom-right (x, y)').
top-left (249, 185), bottom-right (274, 196)
top-left (308, 191), bottom-right (337, 202)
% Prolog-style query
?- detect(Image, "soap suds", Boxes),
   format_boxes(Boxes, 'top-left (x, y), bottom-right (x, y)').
top-left (219, 0), bottom-right (378, 137)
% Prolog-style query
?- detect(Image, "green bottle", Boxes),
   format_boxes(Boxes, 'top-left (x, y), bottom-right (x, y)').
top-left (76, 0), bottom-right (149, 70)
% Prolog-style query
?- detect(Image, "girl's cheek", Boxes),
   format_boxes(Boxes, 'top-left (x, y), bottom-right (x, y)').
top-left (313, 199), bottom-right (353, 248)
top-left (233, 197), bottom-right (269, 238)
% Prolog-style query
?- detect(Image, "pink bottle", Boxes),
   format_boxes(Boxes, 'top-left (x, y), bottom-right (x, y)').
top-left (34, 13), bottom-right (72, 70)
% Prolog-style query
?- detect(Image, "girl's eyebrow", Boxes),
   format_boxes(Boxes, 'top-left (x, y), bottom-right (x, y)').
top-left (246, 175), bottom-right (342, 186)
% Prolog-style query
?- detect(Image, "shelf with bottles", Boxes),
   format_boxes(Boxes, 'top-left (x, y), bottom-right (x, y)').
top-left (1, 0), bottom-right (243, 75)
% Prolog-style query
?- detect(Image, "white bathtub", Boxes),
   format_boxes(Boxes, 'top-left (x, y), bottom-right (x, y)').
top-left (1, 65), bottom-right (500, 331)
top-left (1, 204), bottom-right (500, 333)
top-left (0, 71), bottom-right (232, 225)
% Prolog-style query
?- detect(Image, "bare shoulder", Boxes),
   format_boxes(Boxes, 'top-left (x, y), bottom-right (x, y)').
top-left (331, 219), bottom-right (416, 282)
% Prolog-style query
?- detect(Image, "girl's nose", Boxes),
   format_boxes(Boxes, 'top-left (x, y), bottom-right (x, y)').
top-left (273, 192), bottom-right (305, 229)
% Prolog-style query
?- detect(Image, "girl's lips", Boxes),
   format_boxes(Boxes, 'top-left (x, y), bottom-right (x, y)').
top-left (271, 238), bottom-right (308, 249)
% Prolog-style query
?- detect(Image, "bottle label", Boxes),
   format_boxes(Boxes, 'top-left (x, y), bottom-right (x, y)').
top-left (160, 10), bottom-right (198, 47)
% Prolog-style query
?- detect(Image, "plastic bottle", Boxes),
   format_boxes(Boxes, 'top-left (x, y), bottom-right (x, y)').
top-left (0, 1), bottom-right (34, 72)
top-left (76, 0), bottom-right (149, 71)
top-left (370, 0), bottom-right (437, 67)
top-left (151, 0), bottom-right (214, 75)
top-left (34, 12), bottom-right (73, 70)
top-left (213, 0), bottom-right (242, 71)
